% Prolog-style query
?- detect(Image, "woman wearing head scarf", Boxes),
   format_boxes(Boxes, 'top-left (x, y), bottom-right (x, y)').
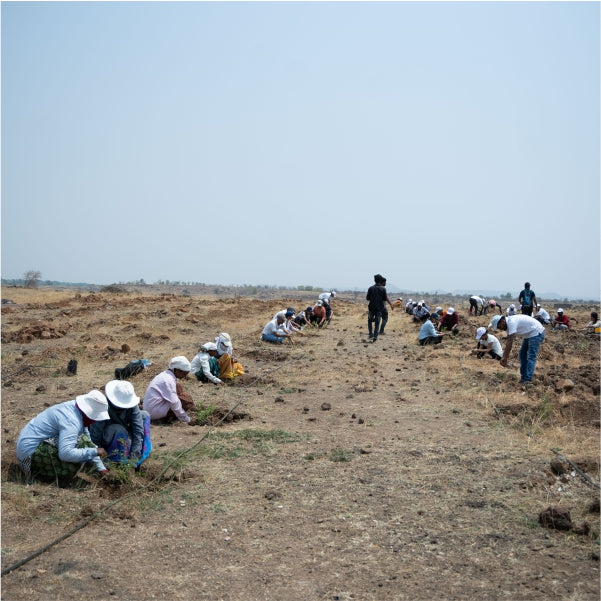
top-left (213, 333), bottom-right (244, 380)
top-left (190, 343), bottom-right (224, 385)
top-left (142, 356), bottom-right (196, 424)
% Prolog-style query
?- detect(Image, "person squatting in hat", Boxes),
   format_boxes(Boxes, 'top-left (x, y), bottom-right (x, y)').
top-left (551, 308), bottom-right (570, 330)
top-left (142, 356), bottom-right (197, 424)
top-left (310, 301), bottom-right (327, 328)
top-left (16, 390), bottom-right (110, 484)
top-left (213, 332), bottom-right (244, 380)
top-left (317, 291), bottom-right (336, 323)
top-left (190, 343), bottom-right (225, 385)
top-left (470, 327), bottom-right (503, 361)
top-left (90, 380), bottom-right (152, 467)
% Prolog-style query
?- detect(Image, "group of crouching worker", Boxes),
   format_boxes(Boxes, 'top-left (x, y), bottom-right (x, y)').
top-left (260, 291), bottom-right (336, 344)
top-left (16, 333), bottom-right (245, 484)
top-left (15, 292), bottom-right (338, 485)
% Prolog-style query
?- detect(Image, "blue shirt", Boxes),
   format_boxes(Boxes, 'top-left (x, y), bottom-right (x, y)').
top-left (418, 320), bottom-right (438, 340)
top-left (16, 400), bottom-right (106, 471)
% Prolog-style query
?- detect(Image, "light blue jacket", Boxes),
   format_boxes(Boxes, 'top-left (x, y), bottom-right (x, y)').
top-left (16, 400), bottom-right (106, 471)
top-left (418, 320), bottom-right (438, 340)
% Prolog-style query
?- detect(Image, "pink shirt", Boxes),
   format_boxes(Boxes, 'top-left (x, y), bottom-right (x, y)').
top-left (142, 369), bottom-right (190, 422)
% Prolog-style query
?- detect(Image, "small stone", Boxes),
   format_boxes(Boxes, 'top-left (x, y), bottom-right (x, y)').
top-left (555, 378), bottom-right (575, 392)
top-left (538, 506), bottom-right (572, 531)
top-left (321, 402), bottom-right (331, 411)
top-left (550, 459), bottom-right (568, 475)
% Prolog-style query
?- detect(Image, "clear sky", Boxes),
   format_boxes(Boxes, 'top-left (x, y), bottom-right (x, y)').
top-left (2, 1), bottom-right (599, 299)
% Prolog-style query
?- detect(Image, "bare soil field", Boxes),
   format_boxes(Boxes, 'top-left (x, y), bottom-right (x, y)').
top-left (1, 287), bottom-right (599, 601)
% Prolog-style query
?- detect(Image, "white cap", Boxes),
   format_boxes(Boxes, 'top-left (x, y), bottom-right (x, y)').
top-left (447, 307), bottom-right (455, 315)
top-left (475, 327), bottom-right (487, 340)
top-left (201, 342), bottom-right (218, 352)
top-left (169, 356), bottom-right (191, 372)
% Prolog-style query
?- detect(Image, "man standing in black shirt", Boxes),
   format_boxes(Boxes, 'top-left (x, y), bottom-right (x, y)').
top-left (366, 274), bottom-right (394, 343)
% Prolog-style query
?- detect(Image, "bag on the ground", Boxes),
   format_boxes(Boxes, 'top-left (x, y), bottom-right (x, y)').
top-left (115, 359), bottom-right (151, 380)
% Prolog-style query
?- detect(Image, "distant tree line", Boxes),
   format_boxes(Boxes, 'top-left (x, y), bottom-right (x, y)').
top-left (1, 276), bottom-right (597, 303)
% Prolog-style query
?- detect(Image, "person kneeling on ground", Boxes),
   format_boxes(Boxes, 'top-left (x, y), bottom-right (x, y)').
top-left (262, 314), bottom-right (294, 344)
top-left (191, 343), bottom-right (225, 385)
top-left (90, 380), bottom-right (151, 467)
top-left (142, 356), bottom-right (197, 424)
top-left (534, 304), bottom-right (551, 326)
top-left (471, 327), bottom-right (503, 360)
top-left (439, 307), bottom-right (459, 335)
top-left (213, 332), bottom-right (244, 380)
top-left (294, 307), bottom-right (313, 328)
top-left (16, 390), bottom-right (110, 484)
top-left (310, 301), bottom-right (327, 328)
top-left (413, 302), bottom-right (430, 323)
top-left (318, 291), bottom-right (336, 323)
top-left (581, 312), bottom-right (600, 337)
top-left (551, 308), bottom-right (570, 330)
top-left (418, 313), bottom-right (444, 346)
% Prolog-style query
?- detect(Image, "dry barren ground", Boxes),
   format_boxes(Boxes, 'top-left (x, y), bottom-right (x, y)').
top-left (1, 287), bottom-right (599, 601)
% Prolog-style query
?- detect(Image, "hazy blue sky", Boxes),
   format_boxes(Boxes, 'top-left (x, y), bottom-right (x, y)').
top-left (2, 1), bottom-right (599, 299)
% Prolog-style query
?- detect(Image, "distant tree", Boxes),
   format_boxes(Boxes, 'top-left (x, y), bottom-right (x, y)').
top-left (501, 292), bottom-right (512, 300)
top-left (23, 270), bottom-right (42, 289)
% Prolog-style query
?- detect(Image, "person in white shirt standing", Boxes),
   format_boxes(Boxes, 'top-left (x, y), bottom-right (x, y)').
top-left (490, 315), bottom-right (545, 385)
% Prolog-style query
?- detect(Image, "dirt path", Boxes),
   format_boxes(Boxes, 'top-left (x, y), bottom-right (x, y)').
top-left (1, 290), bottom-right (599, 600)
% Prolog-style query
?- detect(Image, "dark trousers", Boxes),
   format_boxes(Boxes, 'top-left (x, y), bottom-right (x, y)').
top-left (469, 299), bottom-right (481, 315)
top-left (419, 335), bottom-right (442, 346)
top-left (368, 309), bottom-right (382, 339)
top-left (379, 308), bottom-right (388, 334)
top-left (521, 305), bottom-right (534, 316)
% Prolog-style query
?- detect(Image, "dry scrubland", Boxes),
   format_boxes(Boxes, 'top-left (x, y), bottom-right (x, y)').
top-left (1, 287), bottom-right (599, 601)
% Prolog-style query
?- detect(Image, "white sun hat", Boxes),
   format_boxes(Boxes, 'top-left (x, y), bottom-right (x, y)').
top-left (105, 380), bottom-right (140, 409)
top-left (76, 390), bottom-right (110, 421)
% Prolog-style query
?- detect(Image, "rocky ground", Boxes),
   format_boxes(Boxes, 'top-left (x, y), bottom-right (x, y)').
top-left (1, 287), bottom-right (599, 600)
